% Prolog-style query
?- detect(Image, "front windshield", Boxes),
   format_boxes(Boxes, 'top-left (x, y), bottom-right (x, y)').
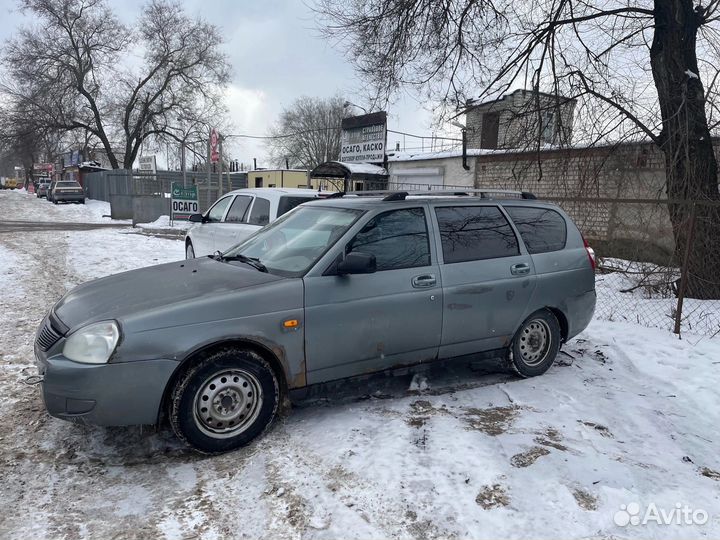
top-left (224, 205), bottom-right (362, 276)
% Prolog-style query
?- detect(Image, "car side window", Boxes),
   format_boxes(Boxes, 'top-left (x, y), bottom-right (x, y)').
top-left (248, 197), bottom-right (271, 225)
top-left (206, 196), bottom-right (232, 223)
top-left (224, 195), bottom-right (253, 223)
top-left (347, 208), bottom-right (430, 271)
top-left (504, 206), bottom-right (567, 254)
top-left (278, 196), bottom-right (315, 217)
top-left (435, 205), bottom-right (519, 263)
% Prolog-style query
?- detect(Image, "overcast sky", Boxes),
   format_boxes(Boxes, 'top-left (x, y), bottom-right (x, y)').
top-left (1, 0), bottom-right (458, 168)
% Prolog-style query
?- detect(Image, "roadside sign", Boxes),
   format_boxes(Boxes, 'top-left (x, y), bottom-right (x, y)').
top-left (210, 128), bottom-right (220, 163)
top-left (340, 112), bottom-right (387, 163)
top-left (171, 182), bottom-right (199, 221)
top-left (139, 155), bottom-right (157, 173)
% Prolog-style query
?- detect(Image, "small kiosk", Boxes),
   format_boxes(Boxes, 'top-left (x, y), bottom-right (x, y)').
top-left (309, 161), bottom-right (389, 192)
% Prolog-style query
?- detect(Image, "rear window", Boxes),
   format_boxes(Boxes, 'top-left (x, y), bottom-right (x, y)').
top-left (277, 195), bottom-right (316, 217)
top-left (57, 181), bottom-right (80, 187)
top-left (505, 206), bottom-right (567, 254)
top-left (435, 206), bottom-right (519, 263)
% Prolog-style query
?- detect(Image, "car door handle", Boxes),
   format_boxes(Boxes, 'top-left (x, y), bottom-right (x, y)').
top-left (511, 263), bottom-right (531, 275)
top-left (412, 274), bottom-right (437, 288)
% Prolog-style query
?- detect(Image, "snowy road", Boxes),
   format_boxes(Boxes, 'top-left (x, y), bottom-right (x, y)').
top-left (0, 219), bottom-right (129, 233)
top-left (1, 189), bottom-right (719, 539)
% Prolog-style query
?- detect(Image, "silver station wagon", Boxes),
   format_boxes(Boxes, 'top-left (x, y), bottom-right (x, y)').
top-left (34, 190), bottom-right (596, 453)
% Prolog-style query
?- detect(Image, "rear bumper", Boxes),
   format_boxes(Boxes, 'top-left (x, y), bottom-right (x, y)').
top-left (565, 289), bottom-right (596, 340)
top-left (35, 354), bottom-right (178, 426)
top-left (53, 193), bottom-right (85, 202)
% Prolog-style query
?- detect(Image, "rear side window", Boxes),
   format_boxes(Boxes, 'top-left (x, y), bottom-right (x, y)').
top-left (278, 196), bottom-right (315, 217)
top-left (225, 195), bottom-right (252, 223)
top-left (348, 208), bottom-right (430, 271)
top-left (435, 206), bottom-right (519, 263)
top-left (505, 206), bottom-right (567, 254)
top-left (248, 197), bottom-right (271, 225)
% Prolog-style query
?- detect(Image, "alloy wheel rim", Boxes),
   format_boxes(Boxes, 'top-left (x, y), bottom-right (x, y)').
top-left (193, 369), bottom-right (263, 438)
top-left (518, 319), bottom-right (551, 366)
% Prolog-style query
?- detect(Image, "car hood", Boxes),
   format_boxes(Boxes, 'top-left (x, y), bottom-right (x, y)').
top-left (54, 256), bottom-right (283, 330)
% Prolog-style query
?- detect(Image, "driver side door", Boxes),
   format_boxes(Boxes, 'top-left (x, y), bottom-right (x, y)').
top-left (303, 207), bottom-right (443, 384)
top-left (191, 195), bottom-right (233, 256)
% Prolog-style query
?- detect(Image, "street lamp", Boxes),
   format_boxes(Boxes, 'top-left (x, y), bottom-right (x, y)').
top-left (343, 100), bottom-right (369, 115)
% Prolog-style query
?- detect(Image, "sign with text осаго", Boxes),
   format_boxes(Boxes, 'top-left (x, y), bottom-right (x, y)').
top-left (340, 111), bottom-right (387, 163)
top-left (171, 182), bottom-right (199, 221)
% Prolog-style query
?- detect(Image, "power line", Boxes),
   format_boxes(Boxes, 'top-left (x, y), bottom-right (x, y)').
top-left (225, 127), bottom-right (462, 142)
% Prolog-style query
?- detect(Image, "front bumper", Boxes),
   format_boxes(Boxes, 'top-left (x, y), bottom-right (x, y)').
top-left (35, 353), bottom-right (178, 426)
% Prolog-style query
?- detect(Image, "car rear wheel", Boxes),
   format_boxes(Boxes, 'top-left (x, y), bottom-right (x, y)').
top-left (185, 241), bottom-right (195, 259)
top-left (169, 348), bottom-right (280, 454)
top-left (509, 309), bottom-right (561, 378)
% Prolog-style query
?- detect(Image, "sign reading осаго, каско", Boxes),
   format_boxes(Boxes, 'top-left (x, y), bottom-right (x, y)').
top-left (340, 112), bottom-right (387, 163)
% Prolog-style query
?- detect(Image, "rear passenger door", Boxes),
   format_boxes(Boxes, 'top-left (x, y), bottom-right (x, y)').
top-left (433, 204), bottom-right (537, 358)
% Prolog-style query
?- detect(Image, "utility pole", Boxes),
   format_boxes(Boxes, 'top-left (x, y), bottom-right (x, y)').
top-left (181, 136), bottom-right (187, 187)
top-left (218, 135), bottom-right (224, 197)
top-left (206, 128), bottom-right (211, 200)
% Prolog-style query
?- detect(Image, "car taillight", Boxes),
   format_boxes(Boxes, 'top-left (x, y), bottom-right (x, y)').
top-left (583, 236), bottom-right (596, 270)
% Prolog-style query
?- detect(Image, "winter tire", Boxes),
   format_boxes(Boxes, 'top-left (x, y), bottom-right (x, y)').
top-left (509, 309), bottom-right (561, 378)
top-left (185, 241), bottom-right (195, 259)
top-left (170, 348), bottom-right (280, 454)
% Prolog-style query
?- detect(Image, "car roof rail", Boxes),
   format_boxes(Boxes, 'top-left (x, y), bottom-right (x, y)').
top-left (336, 189), bottom-right (536, 201)
top-left (324, 189), bottom-right (538, 201)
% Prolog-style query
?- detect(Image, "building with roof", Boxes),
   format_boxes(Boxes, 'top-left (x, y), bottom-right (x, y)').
top-left (461, 89), bottom-right (576, 150)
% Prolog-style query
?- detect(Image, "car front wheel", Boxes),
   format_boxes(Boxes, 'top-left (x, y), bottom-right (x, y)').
top-left (509, 309), bottom-right (561, 378)
top-left (185, 241), bottom-right (195, 259)
top-left (169, 348), bottom-right (280, 453)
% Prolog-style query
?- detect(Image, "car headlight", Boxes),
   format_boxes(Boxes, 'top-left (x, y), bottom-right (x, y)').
top-left (63, 321), bottom-right (120, 364)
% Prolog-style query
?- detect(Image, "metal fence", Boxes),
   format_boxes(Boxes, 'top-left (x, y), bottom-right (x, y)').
top-left (83, 169), bottom-right (248, 212)
top-left (545, 197), bottom-right (720, 338)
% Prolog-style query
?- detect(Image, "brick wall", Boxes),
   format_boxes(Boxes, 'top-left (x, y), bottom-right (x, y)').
top-left (472, 139), bottom-right (720, 255)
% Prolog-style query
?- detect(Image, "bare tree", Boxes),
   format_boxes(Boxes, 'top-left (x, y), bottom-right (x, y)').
top-left (1, 0), bottom-right (230, 170)
top-left (0, 101), bottom-right (64, 183)
top-left (266, 95), bottom-right (347, 170)
top-left (316, 0), bottom-right (720, 299)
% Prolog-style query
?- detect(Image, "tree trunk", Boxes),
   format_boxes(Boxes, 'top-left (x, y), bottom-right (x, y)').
top-left (650, 0), bottom-right (720, 299)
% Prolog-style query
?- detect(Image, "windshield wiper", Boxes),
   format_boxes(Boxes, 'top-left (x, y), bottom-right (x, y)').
top-left (213, 251), bottom-right (267, 272)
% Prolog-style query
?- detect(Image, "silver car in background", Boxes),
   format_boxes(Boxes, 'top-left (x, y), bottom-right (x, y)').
top-left (34, 190), bottom-right (596, 454)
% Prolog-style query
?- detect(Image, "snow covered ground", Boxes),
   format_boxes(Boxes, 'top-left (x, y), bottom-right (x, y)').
top-left (5, 187), bottom-right (130, 224)
top-left (1, 190), bottom-right (719, 539)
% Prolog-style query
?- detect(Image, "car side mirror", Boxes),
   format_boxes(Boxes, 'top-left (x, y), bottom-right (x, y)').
top-left (337, 252), bottom-right (376, 275)
top-left (188, 213), bottom-right (204, 223)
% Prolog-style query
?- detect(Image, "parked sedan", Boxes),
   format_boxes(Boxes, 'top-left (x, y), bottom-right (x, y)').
top-left (184, 188), bottom-right (328, 259)
top-left (33, 190), bottom-right (596, 454)
top-left (48, 180), bottom-right (85, 204)
top-left (36, 181), bottom-right (51, 198)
